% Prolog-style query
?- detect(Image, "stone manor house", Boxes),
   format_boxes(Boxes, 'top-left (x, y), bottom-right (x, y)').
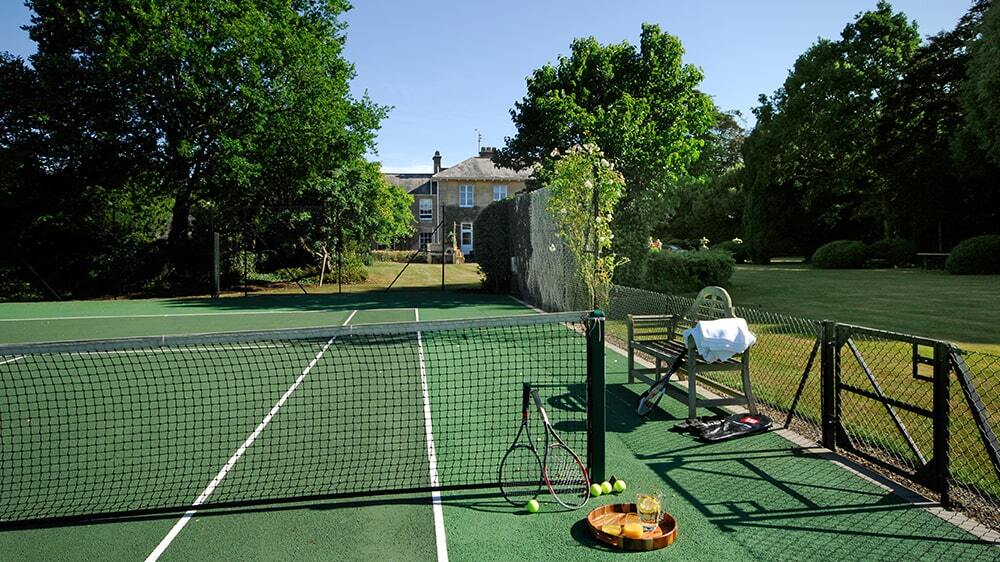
top-left (383, 148), bottom-right (531, 258)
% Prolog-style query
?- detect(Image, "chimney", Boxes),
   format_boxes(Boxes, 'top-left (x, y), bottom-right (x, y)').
top-left (479, 146), bottom-right (496, 159)
top-left (432, 150), bottom-right (442, 174)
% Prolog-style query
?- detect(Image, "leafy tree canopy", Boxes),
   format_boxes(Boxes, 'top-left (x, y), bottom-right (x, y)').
top-left (1, 0), bottom-right (410, 296)
top-left (743, 1), bottom-right (920, 260)
top-left (495, 24), bottom-right (714, 283)
top-left (962, 0), bottom-right (1000, 167)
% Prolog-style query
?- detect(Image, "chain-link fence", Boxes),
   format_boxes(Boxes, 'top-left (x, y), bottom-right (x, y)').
top-left (947, 349), bottom-right (1000, 530)
top-left (604, 284), bottom-right (825, 440)
top-left (503, 187), bottom-right (999, 534)
top-left (514, 280), bottom-right (1000, 533)
top-left (509, 188), bottom-right (589, 312)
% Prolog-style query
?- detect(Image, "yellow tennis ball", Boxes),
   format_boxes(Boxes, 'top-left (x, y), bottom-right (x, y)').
top-left (590, 483), bottom-right (603, 497)
top-left (613, 480), bottom-right (626, 493)
top-left (526, 499), bottom-right (540, 513)
top-left (600, 481), bottom-right (612, 495)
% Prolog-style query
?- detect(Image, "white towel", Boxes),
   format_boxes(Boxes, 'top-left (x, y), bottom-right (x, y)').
top-left (682, 318), bottom-right (757, 363)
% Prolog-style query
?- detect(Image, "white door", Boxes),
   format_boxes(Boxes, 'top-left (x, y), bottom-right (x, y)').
top-left (460, 223), bottom-right (473, 255)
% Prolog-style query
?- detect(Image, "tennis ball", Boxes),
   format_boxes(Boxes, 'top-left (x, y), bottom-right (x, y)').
top-left (526, 499), bottom-right (540, 513)
top-left (613, 480), bottom-right (627, 493)
top-left (600, 481), bottom-right (612, 495)
top-left (589, 483), bottom-right (603, 497)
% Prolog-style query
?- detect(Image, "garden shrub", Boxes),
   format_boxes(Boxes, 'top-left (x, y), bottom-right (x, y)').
top-left (371, 249), bottom-right (415, 263)
top-left (946, 235), bottom-right (1000, 275)
top-left (713, 240), bottom-right (748, 263)
top-left (475, 199), bottom-right (513, 291)
top-left (811, 240), bottom-right (869, 269)
top-left (868, 238), bottom-right (917, 267)
top-left (642, 249), bottom-right (735, 294)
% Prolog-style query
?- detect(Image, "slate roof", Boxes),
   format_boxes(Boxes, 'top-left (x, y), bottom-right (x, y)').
top-left (432, 155), bottom-right (531, 182)
top-left (383, 173), bottom-right (433, 194)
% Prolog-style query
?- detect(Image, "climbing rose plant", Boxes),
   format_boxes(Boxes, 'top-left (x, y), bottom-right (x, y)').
top-left (546, 144), bottom-right (628, 309)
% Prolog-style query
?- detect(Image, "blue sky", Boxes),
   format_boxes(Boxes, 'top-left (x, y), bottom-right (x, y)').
top-left (1, 1), bottom-right (971, 172)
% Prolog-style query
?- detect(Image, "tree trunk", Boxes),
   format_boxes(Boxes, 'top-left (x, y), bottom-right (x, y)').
top-left (167, 188), bottom-right (192, 249)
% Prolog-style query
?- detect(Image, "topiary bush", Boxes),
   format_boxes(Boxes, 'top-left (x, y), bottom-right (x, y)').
top-left (946, 235), bottom-right (1000, 275)
top-left (713, 240), bottom-right (748, 264)
top-left (811, 240), bottom-right (869, 269)
top-left (475, 199), bottom-right (513, 291)
top-left (868, 238), bottom-right (917, 267)
top-left (642, 249), bottom-right (735, 294)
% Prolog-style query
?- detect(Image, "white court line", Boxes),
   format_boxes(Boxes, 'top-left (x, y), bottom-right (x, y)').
top-left (144, 309), bottom-right (358, 562)
top-left (415, 308), bottom-right (449, 562)
top-left (0, 307), bottom-right (397, 323)
top-left (0, 356), bottom-right (24, 365)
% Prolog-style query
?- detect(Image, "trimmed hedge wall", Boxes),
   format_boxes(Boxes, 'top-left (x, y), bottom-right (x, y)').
top-left (371, 249), bottom-right (416, 263)
top-left (868, 238), bottom-right (916, 267)
top-left (642, 250), bottom-right (735, 294)
top-left (475, 199), bottom-right (513, 291)
top-left (713, 240), bottom-right (748, 264)
top-left (946, 235), bottom-right (1000, 275)
top-left (811, 240), bottom-right (868, 269)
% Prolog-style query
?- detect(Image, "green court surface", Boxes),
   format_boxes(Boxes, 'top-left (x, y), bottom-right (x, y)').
top-left (0, 291), bottom-right (996, 561)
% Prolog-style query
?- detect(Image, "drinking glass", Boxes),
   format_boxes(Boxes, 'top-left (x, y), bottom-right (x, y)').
top-left (635, 490), bottom-right (662, 531)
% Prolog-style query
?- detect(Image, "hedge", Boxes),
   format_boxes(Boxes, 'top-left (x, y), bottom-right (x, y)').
top-left (868, 238), bottom-right (916, 267)
top-left (946, 235), bottom-right (1000, 275)
top-left (475, 199), bottom-right (513, 291)
top-left (642, 249), bottom-right (734, 294)
top-left (812, 240), bottom-right (868, 269)
top-left (371, 249), bottom-right (416, 263)
top-left (712, 240), bottom-right (748, 264)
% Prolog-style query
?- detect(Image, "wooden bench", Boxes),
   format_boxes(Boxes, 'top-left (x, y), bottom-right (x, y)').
top-left (627, 286), bottom-right (758, 419)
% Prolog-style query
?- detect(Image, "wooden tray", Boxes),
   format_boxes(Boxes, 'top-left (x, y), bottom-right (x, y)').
top-left (586, 503), bottom-right (677, 551)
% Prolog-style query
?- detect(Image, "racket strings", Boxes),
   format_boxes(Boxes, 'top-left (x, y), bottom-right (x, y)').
top-left (545, 445), bottom-right (588, 506)
top-left (499, 445), bottom-right (542, 503)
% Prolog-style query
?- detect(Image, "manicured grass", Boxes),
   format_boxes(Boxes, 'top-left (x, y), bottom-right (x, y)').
top-left (726, 265), bottom-right (1000, 353)
top-left (361, 261), bottom-right (482, 290)
top-left (187, 262), bottom-right (482, 298)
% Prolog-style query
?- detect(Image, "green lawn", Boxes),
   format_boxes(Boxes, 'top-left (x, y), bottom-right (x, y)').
top-left (725, 265), bottom-right (1000, 353)
top-left (226, 262), bottom-right (483, 296)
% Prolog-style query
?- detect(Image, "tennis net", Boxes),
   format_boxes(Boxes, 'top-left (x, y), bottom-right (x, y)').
top-left (0, 311), bottom-right (605, 526)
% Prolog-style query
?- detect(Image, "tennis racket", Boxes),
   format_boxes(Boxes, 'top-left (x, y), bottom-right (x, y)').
top-left (498, 382), bottom-right (543, 506)
top-left (531, 388), bottom-right (590, 509)
top-left (636, 354), bottom-right (686, 417)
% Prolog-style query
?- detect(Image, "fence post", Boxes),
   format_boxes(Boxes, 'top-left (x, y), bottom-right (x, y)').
top-left (821, 321), bottom-right (838, 451)
top-left (586, 309), bottom-right (606, 483)
top-left (933, 341), bottom-right (951, 509)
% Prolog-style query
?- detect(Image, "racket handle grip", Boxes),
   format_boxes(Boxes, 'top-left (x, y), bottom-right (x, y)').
top-left (531, 389), bottom-right (550, 424)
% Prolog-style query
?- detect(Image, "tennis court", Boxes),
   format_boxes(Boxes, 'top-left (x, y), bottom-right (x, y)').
top-left (1, 291), bottom-right (997, 561)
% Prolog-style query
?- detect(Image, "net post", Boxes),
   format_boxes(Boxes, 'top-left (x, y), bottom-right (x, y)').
top-left (586, 309), bottom-right (606, 483)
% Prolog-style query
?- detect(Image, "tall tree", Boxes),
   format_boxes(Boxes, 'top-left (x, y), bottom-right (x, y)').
top-left (1, 0), bottom-right (408, 296)
top-left (962, 0), bottom-right (1000, 167)
top-left (495, 24), bottom-right (714, 282)
top-left (25, 0), bottom-right (388, 270)
top-left (743, 2), bottom-right (920, 261)
top-left (659, 110), bottom-right (747, 244)
top-left (876, 0), bottom-right (997, 250)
